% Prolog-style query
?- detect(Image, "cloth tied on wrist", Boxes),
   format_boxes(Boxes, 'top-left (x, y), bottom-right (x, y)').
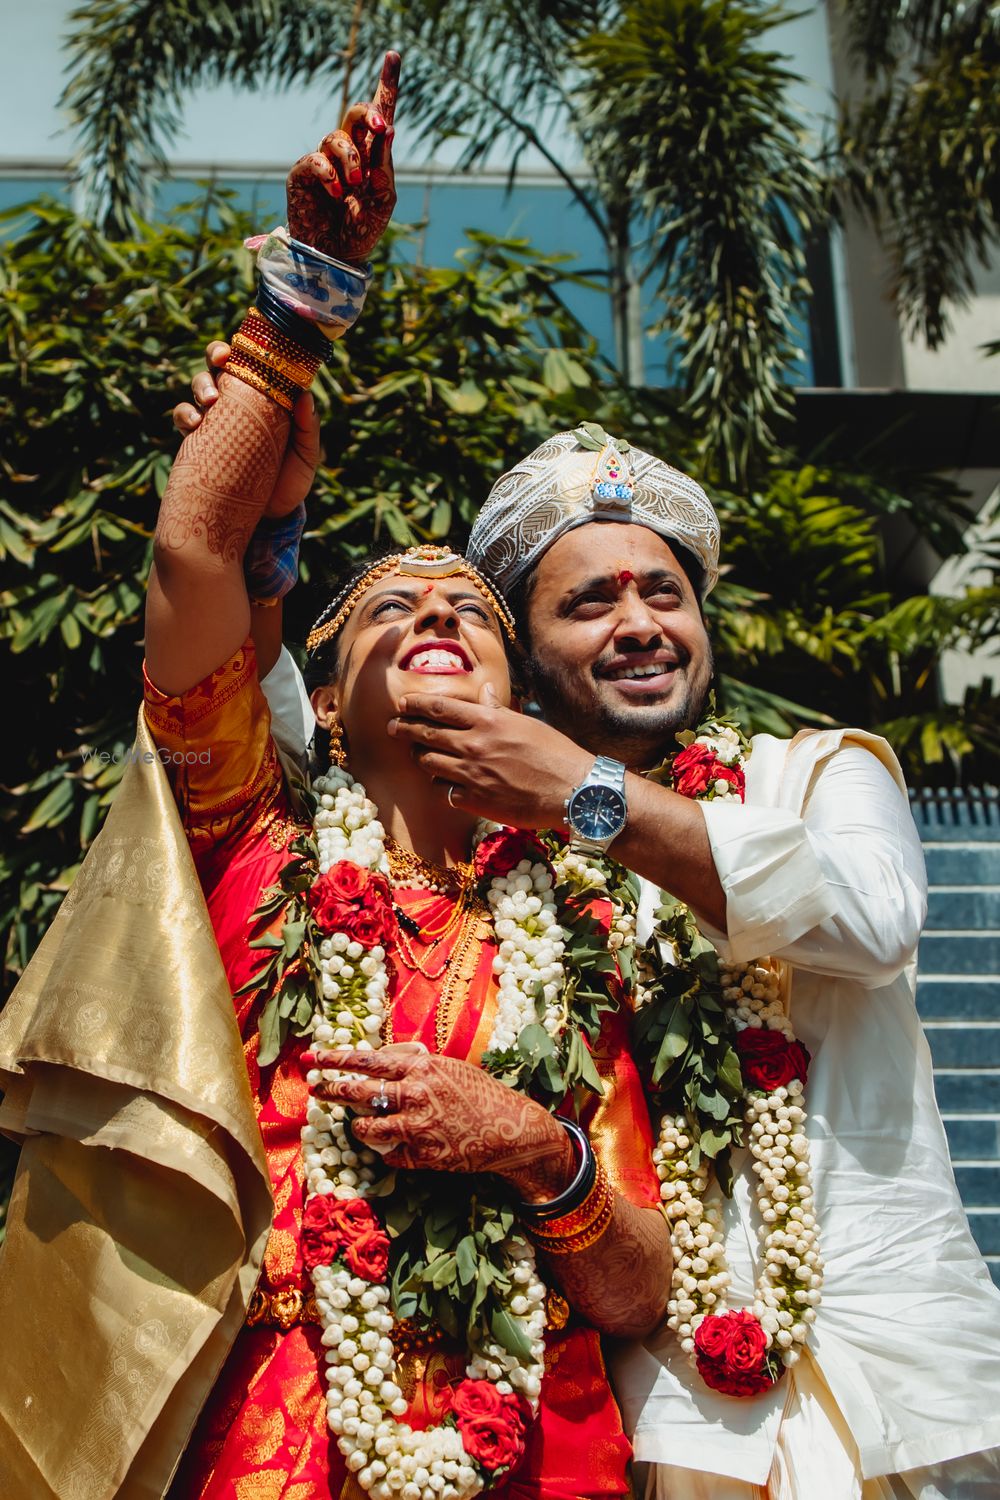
top-left (247, 227), bottom-right (372, 341)
top-left (244, 503), bottom-right (307, 604)
top-left (467, 423), bottom-right (721, 599)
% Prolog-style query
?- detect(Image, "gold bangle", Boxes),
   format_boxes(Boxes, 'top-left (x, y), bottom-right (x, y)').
top-left (228, 346), bottom-right (302, 399)
top-left (533, 1194), bottom-right (615, 1255)
top-left (530, 1161), bottom-right (613, 1238)
top-left (244, 308), bottom-right (323, 374)
top-left (231, 331), bottom-right (317, 389)
top-left (225, 352), bottom-right (299, 410)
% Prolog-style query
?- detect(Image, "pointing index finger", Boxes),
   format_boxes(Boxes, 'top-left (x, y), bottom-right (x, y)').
top-left (372, 51), bottom-right (401, 129)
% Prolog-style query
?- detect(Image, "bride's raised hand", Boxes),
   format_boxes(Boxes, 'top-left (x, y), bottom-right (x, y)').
top-left (286, 51), bottom-right (400, 264)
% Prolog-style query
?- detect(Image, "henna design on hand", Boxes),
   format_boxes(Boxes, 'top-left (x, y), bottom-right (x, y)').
top-left (546, 1198), bottom-right (672, 1339)
top-left (155, 376), bottom-right (288, 561)
top-left (286, 52), bottom-right (400, 263)
top-left (317, 1045), bottom-right (573, 1198)
top-left (317, 1046), bottom-right (671, 1340)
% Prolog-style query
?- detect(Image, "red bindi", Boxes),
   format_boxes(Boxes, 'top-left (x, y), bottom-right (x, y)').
top-left (421, 584), bottom-right (434, 596)
top-left (617, 569), bottom-right (634, 586)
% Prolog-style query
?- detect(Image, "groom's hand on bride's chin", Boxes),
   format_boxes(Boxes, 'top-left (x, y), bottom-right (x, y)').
top-left (386, 687), bottom-right (591, 830)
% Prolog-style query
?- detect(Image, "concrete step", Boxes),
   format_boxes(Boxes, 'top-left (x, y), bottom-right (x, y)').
top-left (924, 1024), bottom-right (1000, 1068)
top-left (910, 790), bottom-right (1000, 841)
top-left (917, 977), bottom-right (1000, 1021)
top-left (923, 845), bottom-right (1000, 885)
top-left (968, 1211), bottom-right (1000, 1255)
top-left (918, 932), bottom-right (1000, 975)
top-left (933, 1071), bottom-right (1000, 1113)
top-left (953, 1164), bottom-right (1000, 1206)
top-left (943, 1116), bottom-right (1000, 1159)
top-left (925, 888), bottom-right (1000, 929)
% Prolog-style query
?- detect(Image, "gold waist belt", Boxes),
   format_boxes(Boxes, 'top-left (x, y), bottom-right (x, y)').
top-left (246, 1285), bottom-right (570, 1341)
top-left (245, 1286), bottom-right (447, 1349)
top-left (246, 1285), bottom-right (320, 1330)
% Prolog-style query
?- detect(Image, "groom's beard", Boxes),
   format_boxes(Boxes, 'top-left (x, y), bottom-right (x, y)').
top-left (524, 643), bottom-right (715, 770)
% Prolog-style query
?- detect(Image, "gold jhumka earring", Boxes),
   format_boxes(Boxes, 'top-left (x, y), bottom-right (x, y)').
top-left (327, 712), bottom-right (347, 769)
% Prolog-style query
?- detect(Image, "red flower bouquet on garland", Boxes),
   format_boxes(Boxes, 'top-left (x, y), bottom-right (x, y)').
top-left (301, 1193), bottom-right (390, 1280)
top-left (735, 1027), bottom-right (810, 1093)
top-left (672, 742), bottom-right (746, 802)
top-left (308, 861), bottom-right (398, 948)
top-left (474, 828), bottom-right (552, 883)
top-left (693, 1309), bottom-right (776, 1397)
top-left (450, 1381), bottom-right (530, 1472)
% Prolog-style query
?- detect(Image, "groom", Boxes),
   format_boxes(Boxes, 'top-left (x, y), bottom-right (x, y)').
top-left (391, 435), bottom-right (1000, 1497)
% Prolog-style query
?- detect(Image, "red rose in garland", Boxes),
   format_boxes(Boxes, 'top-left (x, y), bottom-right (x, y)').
top-left (308, 861), bottom-right (397, 948)
top-left (334, 1196), bottom-right (382, 1241)
top-left (345, 1225), bottom-right (391, 1282)
top-left (694, 1310), bottom-right (775, 1398)
top-left (451, 1380), bottom-right (505, 1421)
top-left (301, 1195), bottom-right (347, 1271)
top-left (474, 828), bottom-right (551, 883)
top-left (672, 742), bottom-right (746, 802)
top-left (301, 1194), bottom-right (386, 1271)
top-left (735, 1027), bottom-right (810, 1091)
top-left (458, 1411), bottom-right (526, 1472)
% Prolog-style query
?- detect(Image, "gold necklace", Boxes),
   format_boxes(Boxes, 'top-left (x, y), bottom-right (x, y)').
top-left (385, 837), bottom-right (473, 899)
top-left (395, 912), bottom-right (467, 981)
top-left (383, 903), bottom-right (490, 1053)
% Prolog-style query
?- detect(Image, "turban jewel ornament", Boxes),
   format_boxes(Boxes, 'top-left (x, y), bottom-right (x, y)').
top-left (466, 423), bottom-right (721, 599)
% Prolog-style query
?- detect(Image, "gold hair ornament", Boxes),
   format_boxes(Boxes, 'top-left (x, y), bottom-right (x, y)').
top-left (306, 545), bottom-right (516, 654)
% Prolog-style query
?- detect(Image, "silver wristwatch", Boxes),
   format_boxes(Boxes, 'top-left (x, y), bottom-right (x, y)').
top-left (564, 755), bottom-right (628, 853)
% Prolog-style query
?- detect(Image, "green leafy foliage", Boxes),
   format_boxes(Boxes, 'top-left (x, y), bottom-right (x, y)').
top-left (837, 0), bottom-right (1000, 345)
top-left (632, 894), bottom-right (745, 1194)
top-left (378, 1171), bottom-right (528, 1355)
top-left (577, 0), bottom-right (827, 479)
top-left (238, 830), bottom-right (321, 1067)
top-left (704, 464), bottom-right (1000, 771)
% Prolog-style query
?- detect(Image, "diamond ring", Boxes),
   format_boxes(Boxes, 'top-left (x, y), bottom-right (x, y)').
top-left (370, 1087), bottom-right (393, 1117)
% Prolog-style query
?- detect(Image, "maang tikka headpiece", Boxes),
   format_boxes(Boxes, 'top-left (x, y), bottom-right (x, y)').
top-left (306, 545), bottom-right (516, 655)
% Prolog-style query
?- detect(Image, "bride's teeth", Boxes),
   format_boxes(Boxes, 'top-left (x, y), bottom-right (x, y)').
top-left (410, 649), bottom-right (464, 670)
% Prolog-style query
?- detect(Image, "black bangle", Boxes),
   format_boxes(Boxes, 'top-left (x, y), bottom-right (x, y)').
top-left (517, 1118), bottom-right (596, 1223)
top-left (254, 277), bottom-right (335, 362)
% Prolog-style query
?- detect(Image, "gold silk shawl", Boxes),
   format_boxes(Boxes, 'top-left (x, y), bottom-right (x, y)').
top-left (0, 710), bottom-right (273, 1499)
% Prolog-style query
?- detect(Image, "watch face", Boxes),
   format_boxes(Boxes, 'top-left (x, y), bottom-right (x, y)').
top-left (569, 784), bottom-right (627, 842)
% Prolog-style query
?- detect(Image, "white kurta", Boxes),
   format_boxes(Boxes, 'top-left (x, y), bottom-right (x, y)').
top-left (614, 730), bottom-right (1000, 1493)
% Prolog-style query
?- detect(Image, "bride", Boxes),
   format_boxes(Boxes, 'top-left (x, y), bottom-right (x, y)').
top-left (146, 530), bottom-right (672, 1498)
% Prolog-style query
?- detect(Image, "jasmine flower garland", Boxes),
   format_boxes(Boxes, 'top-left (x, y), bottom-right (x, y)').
top-left (251, 704), bottom-right (822, 1466)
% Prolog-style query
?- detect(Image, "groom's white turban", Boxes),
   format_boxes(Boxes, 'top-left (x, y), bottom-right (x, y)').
top-left (467, 425), bottom-right (720, 599)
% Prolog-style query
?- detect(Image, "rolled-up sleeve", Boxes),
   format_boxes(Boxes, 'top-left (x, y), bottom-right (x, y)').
top-left (699, 746), bottom-right (927, 986)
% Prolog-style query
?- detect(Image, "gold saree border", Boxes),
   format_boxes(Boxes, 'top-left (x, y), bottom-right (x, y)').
top-left (0, 710), bottom-right (272, 1500)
